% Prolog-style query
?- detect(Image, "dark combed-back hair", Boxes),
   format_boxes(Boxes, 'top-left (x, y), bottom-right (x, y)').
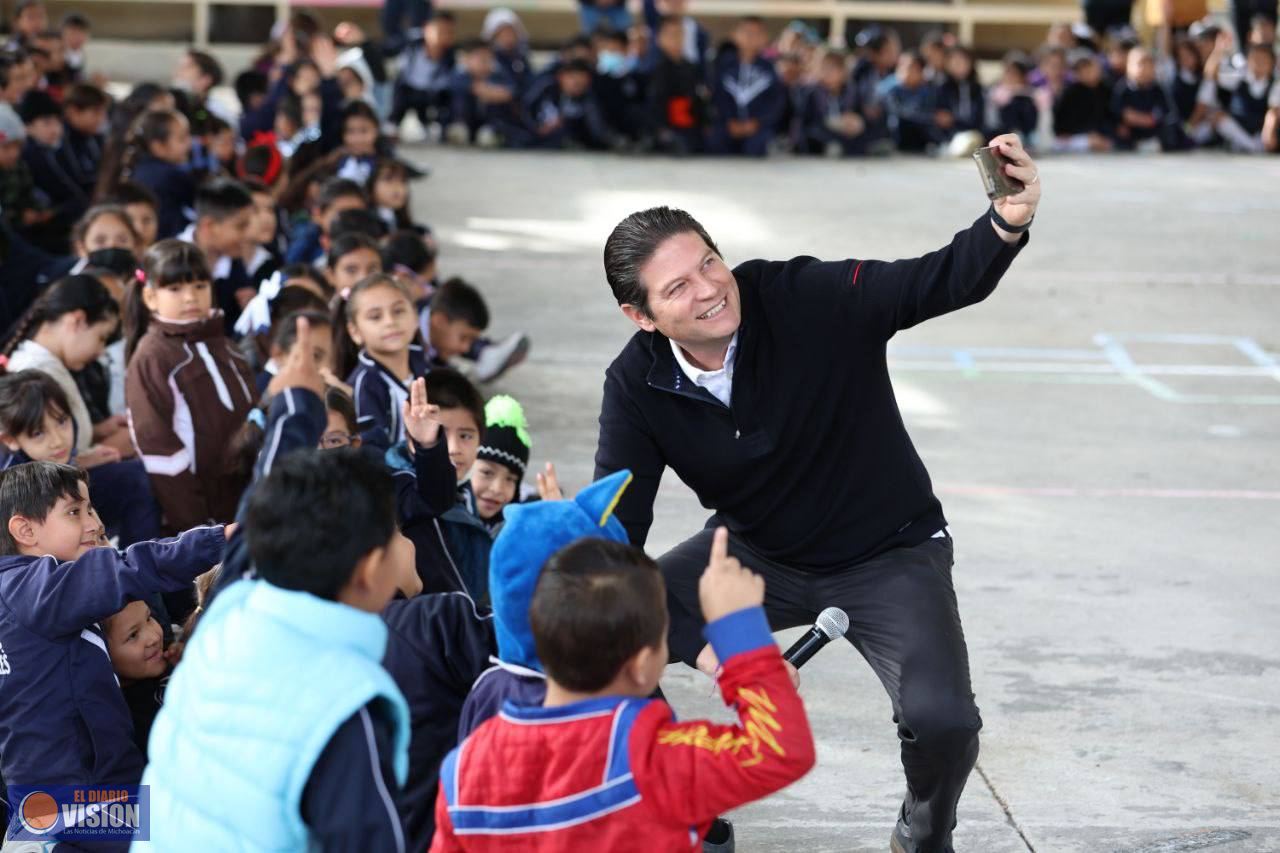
top-left (603, 206), bottom-right (721, 315)
top-left (329, 208), bottom-right (388, 243)
top-left (326, 232), bottom-right (381, 271)
top-left (271, 308), bottom-right (331, 354)
top-left (423, 367), bottom-right (485, 433)
top-left (530, 539), bottom-right (667, 692)
top-left (195, 178), bottom-right (253, 223)
top-left (2, 274), bottom-right (120, 359)
top-left (100, 179), bottom-right (158, 213)
top-left (63, 83), bottom-right (110, 111)
top-left (315, 177), bottom-right (367, 214)
top-left (234, 68), bottom-right (269, 109)
top-left (384, 229), bottom-right (436, 275)
top-left (0, 369), bottom-right (73, 438)
top-left (124, 240), bottom-right (211, 360)
top-left (186, 49), bottom-right (224, 88)
top-left (432, 277), bottom-right (489, 330)
top-left (245, 448), bottom-right (397, 600)
top-left (332, 272), bottom-right (409, 377)
top-left (278, 263), bottom-right (334, 298)
top-left (340, 98), bottom-right (379, 132)
top-left (326, 386), bottom-right (358, 434)
top-left (0, 462), bottom-right (89, 555)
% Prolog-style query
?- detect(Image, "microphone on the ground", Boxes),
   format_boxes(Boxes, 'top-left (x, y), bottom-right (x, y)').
top-left (783, 607), bottom-right (850, 669)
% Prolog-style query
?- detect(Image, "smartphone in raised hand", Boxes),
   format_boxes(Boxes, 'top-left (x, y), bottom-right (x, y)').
top-left (973, 145), bottom-right (1024, 200)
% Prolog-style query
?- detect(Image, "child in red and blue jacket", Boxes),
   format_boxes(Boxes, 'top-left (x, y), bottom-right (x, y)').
top-left (431, 526), bottom-right (816, 851)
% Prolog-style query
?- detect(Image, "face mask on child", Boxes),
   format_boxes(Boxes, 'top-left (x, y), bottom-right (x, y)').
top-left (86, 247), bottom-right (138, 273)
top-left (597, 51), bottom-right (631, 76)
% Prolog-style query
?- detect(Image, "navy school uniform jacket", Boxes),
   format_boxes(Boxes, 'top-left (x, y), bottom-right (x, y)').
top-left (381, 591), bottom-right (495, 849)
top-left (711, 54), bottom-right (785, 126)
top-left (22, 139), bottom-right (89, 221)
top-left (129, 155), bottom-right (195, 239)
top-left (0, 527), bottom-right (225, 788)
top-left (933, 76), bottom-right (986, 133)
top-left (522, 75), bottom-right (613, 150)
top-left (386, 440), bottom-right (494, 602)
top-left (1110, 80), bottom-right (1174, 136)
top-left (208, 387), bottom-right (491, 850)
top-left (1055, 81), bottom-right (1112, 137)
top-left (349, 345), bottom-right (431, 450)
top-left (457, 660), bottom-right (547, 741)
top-left (595, 212), bottom-right (1028, 572)
top-left (60, 125), bottom-right (104, 198)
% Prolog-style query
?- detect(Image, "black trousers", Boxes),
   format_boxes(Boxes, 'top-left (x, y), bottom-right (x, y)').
top-left (659, 524), bottom-right (981, 853)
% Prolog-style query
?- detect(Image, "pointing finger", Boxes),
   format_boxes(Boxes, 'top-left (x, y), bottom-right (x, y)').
top-left (709, 526), bottom-right (729, 566)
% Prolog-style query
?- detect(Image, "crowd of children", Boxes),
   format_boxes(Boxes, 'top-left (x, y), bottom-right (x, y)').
top-left (325, 4), bottom-right (1280, 156)
top-left (0, 1), bottom-right (1269, 849)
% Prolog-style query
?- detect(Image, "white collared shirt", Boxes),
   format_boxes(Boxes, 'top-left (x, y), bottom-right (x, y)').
top-left (670, 332), bottom-right (738, 407)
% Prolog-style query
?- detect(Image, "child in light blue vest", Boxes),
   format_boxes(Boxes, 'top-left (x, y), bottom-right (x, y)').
top-left (142, 447), bottom-right (424, 851)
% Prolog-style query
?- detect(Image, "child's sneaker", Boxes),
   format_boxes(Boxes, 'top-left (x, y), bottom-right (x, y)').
top-left (473, 332), bottom-right (530, 383)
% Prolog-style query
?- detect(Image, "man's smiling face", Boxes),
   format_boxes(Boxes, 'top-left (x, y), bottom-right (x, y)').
top-left (624, 231), bottom-right (741, 357)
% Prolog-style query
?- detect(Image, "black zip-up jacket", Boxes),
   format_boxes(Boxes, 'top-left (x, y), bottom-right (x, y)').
top-left (594, 212), bottom-right (1028, 570)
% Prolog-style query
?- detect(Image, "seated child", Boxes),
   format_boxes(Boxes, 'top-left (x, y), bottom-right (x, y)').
top-left (648, 15), bottom-right (707, 155)
top-left (333, 100), bottom-right (381, 185)
top-left (177, 177), bottom-right (255, 331)
top-left (241, 178), bottom-right (283, 284)
top-left (125, 240), bottom-right (256, 535)
top-left (369, 158), bottom-right (416, 233)
top-left (1204, 42), bottom-right (1276, 153)
top-left (985, 52), bottom-right (1039, 144)
top-left (523, 58), bottom-right (613, 151)
top-left (447, 39), bottom-right (522, 148)
top-left (708, 17), bottom-right (785, 157)
top-left (20, 88), bottom-right (86, 248)
top-left (432, 526), bottom-right (816, 849)
top-left (391, 13), bottom-right (458, 137)
top-left (0, 462), bottom-right (226, 797)
top-left (1053, 50), bottom-right (1114, 152)
top-left (385, 228), bottom-right (439, 305)
top-left (142, 449), bottom-right (420, 850)
top-left (931, 45), bottom-right (986, 151)
top-left (340, 272), bottom-right (429, 447)
top-left (797, 51), bottom-right (867, 157)
top-left (482, 8), bottom-right (532, 96)
top-left (101, 180), bottom-right (160, 250)
top-left (387, 370), bottom-right (484, 596)
top-left (883, 50), bottom-right (939, 152)
top-left (3, 273), bottom-right (123, 466)
top-left (60, 83), bottom-right (111, 199)
top-left (1111, 47), bottom-right (1184, 151)
top-left (0, 369), bottom-right (162, 547)
top-left (284, 176), bottom-right (366, 266)
top-left (422, 276), bottom-right (488, 369)
top-left (464, 394), bottom-right (535, 535)
top-left (457, 469), bottom-right (631, 741)
top-left (113, 109), bottom-right (194, 239)
top-left (102, 597), bottom-right (175, 757)
top-left (0, 102), bottom-right (52, 239)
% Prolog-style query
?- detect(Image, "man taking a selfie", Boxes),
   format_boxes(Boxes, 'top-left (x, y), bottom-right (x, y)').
top-left (594, 134), bottom-right (1041, 853)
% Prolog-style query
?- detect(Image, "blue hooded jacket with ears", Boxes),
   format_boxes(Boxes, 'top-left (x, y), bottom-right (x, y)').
top-left (488, 469), bottom-right (633, 671)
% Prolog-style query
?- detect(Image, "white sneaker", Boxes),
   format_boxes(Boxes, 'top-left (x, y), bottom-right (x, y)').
top-left (445, 122), bottom-right (470, 145)
top-left (473, 332), bottom-right (530, 383)
top-left (476, 125), bottom-right (501, 149)
top-left (424, 122), bottom-right (444, 144)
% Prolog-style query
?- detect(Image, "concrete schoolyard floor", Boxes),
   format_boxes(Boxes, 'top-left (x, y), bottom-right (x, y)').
top-left (415, 147), bottom-right (1280, 852)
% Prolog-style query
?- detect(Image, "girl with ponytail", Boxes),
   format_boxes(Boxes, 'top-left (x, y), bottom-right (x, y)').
top-left (96, 109), bottom-right (195, 240)
top-left (3, 274), bottom-right (124, 464)
top-left (124, 239), bottom-right (256, 533)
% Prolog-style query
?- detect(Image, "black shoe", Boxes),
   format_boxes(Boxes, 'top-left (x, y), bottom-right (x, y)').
top-left (703, 817), bottom-right (734, 852)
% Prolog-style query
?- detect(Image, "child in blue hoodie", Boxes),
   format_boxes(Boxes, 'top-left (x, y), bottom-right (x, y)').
top-left (456, 468), bottom-right (633, 739)
top-left (0, 463), bottom-right (225, 814)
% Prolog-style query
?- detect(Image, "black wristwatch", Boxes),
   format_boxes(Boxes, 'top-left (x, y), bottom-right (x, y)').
top-left (989, 204), bottom-right (1033, 234)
